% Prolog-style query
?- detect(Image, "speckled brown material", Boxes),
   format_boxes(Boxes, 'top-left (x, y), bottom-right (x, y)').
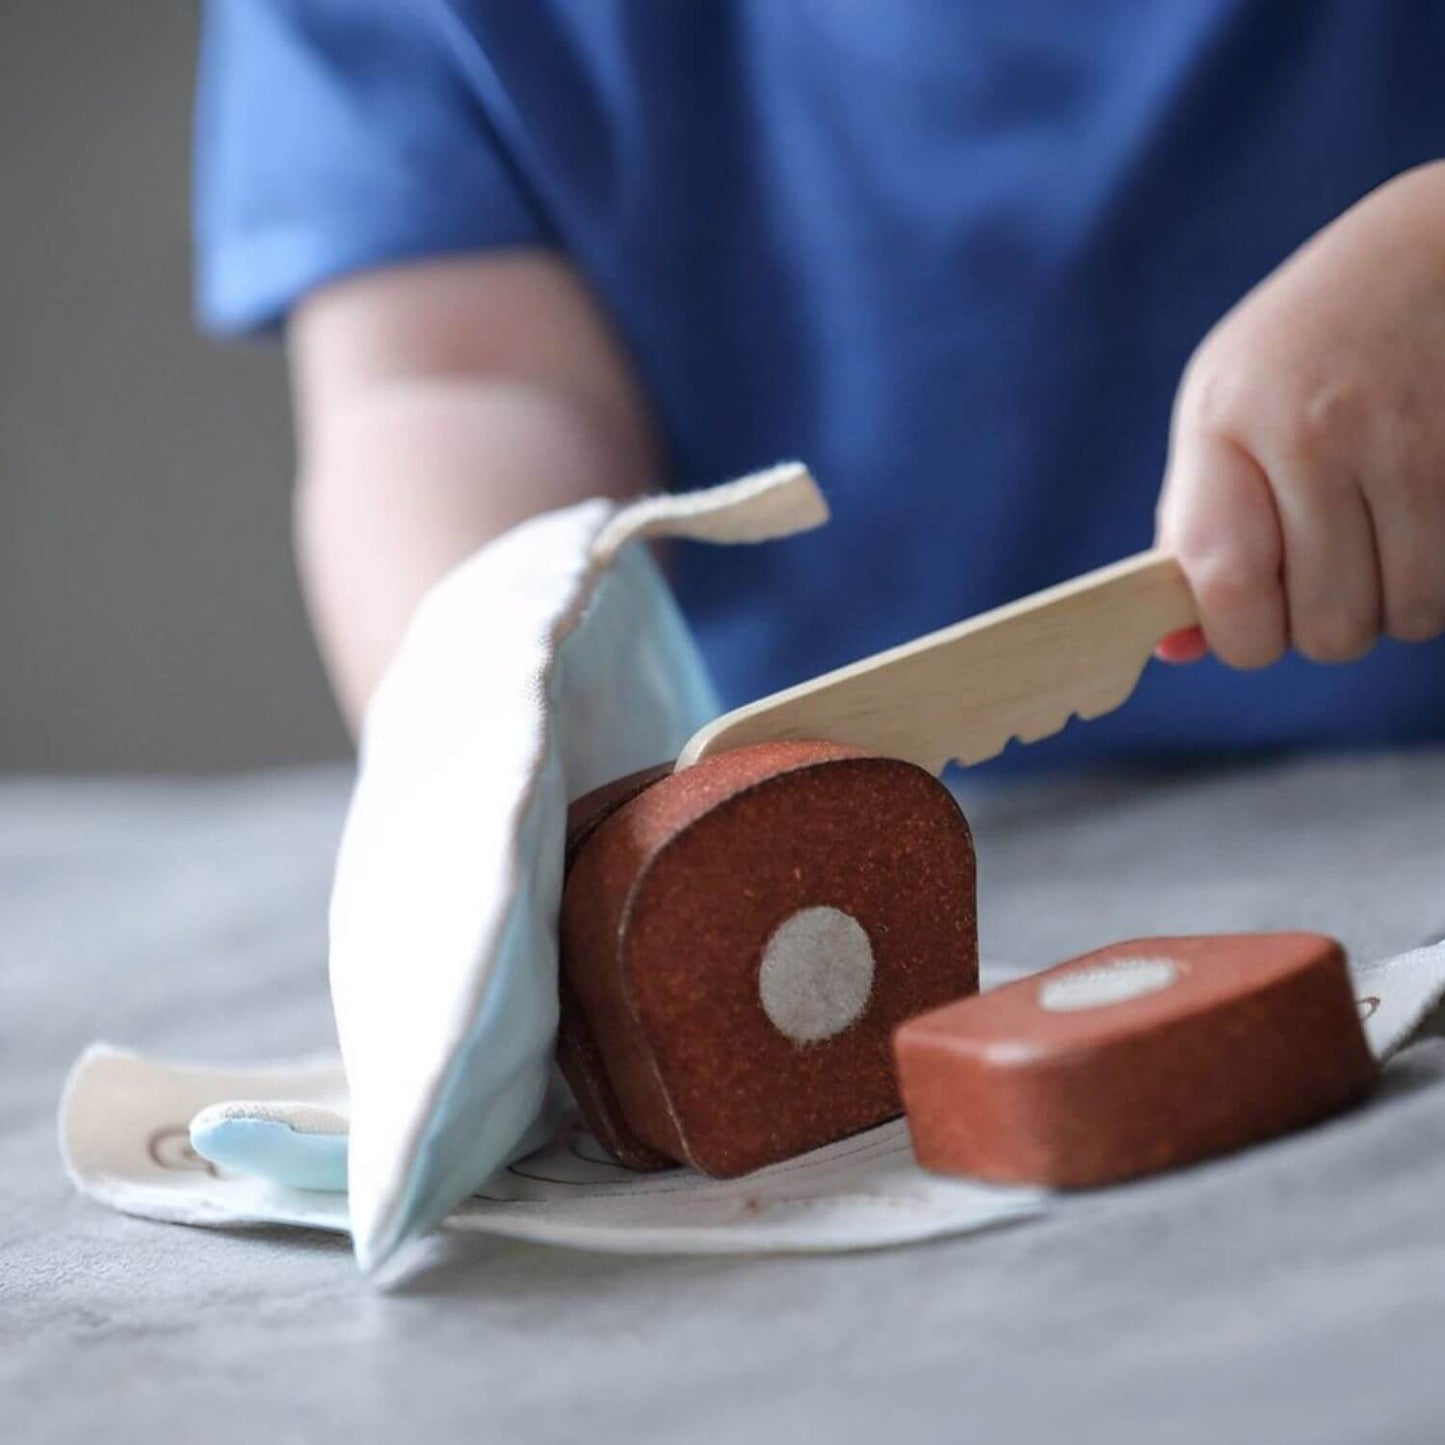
top-left (556, 764), bottom-right (678, 1172)
top-left (895, 932), bottom-right (1378, 1189)
top-left (559, 740), bottom-right (978, 1178)
top-left (563, 764), bottom-right (674, 871)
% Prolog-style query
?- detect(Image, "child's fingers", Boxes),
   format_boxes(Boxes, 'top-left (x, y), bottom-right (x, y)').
top-left (1268, 459), bottom-right (1381, 664)
top-left (1364, 468), bottom-right (1445, 644)
top-left (1156, 430), bottom-right (1288, 670)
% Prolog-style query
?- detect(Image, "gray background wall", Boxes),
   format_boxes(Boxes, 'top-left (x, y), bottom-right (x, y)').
top-left (0, 3), bottom-right (348, 772)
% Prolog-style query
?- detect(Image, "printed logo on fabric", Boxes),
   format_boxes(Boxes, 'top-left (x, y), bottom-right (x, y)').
top-left (146, 1125), bottom-right (219, 1177)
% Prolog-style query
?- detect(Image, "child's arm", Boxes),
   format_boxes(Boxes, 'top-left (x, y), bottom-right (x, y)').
top-left (1157, 162), bottom-right (1445, 669)
top-left (288, 252), bottom-right (660, 727)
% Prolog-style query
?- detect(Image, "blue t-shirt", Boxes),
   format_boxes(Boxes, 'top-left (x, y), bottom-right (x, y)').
top-left (196, 0), bottom-right (1445, 769)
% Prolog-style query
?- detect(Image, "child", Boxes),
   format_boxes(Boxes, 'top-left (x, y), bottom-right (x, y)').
top-left (196, 2), bottom-right (1445, 766)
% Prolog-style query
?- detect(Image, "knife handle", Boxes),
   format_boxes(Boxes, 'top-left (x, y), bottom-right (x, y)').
top-left (678, 550), bottom-right (1199, 772)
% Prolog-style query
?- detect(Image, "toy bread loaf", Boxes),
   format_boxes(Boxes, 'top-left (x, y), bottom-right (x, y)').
top-left (895, 932), bottom-right (1376, 1188)
top-left (558, 740), bottom-right (978, 1178)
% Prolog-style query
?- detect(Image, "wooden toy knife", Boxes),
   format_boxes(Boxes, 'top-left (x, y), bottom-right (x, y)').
top-left (677, 550), bottom-right (1198, 773)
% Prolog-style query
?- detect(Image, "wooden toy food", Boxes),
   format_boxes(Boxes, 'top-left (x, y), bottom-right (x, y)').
top-left (894, 933), bottom-right (1377, 1188)
top-left (557, 550), bottom-right (1203, 1176)
top-left (558, 740), bottom-right (978, 1177)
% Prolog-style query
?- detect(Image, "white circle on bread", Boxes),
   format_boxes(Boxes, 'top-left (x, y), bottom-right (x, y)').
top-left (758, 906), bottom-right (876, 1044)
top-left (1038, 956), bottom-right (1179, 1013)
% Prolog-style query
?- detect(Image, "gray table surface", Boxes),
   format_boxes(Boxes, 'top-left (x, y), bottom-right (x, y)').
top-left (5, 753), bottom-right (1445, 1444)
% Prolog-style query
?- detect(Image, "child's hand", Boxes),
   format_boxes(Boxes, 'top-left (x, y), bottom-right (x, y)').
top-left (1156, 162), bottom-right (1445, 669)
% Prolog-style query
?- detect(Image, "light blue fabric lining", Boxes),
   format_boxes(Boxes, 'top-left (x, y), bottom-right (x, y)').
top-left (190, 543), bottom-right (718, 1268)
top-left (370, 544), bottom-right (718, 1268)
top-left (190, 1117), bottom-right (348, 1193)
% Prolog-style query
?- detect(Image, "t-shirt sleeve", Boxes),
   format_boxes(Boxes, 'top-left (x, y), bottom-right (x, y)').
top-left (194, 0), bottom-right (549, 335)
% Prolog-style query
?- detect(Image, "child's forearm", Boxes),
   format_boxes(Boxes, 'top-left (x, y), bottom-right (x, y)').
top-left (295, 377), bottom-right (649, 726)
top-left (287, 254), bottom-right (661, 730)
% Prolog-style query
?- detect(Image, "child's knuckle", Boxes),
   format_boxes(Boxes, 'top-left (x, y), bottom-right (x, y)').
top-left (1279, 376), bottom-right (1370, 474)
top-left (1178, 353), bottom-right (1245, 436)
top-left (1189, 544), bottom-right (1276, 612)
